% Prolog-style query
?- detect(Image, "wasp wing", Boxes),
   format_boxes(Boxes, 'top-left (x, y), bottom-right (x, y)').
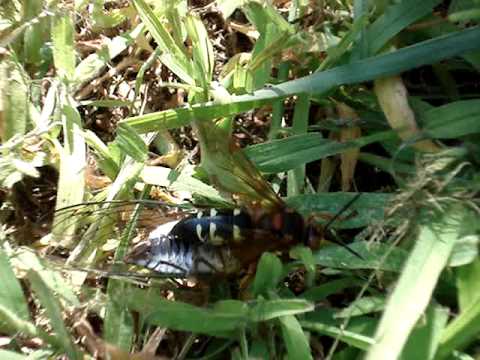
top-left (194, 120), bottom-right (284, 210)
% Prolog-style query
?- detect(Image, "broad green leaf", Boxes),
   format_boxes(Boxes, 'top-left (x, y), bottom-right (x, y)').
top-left (301, 278), bottom-right (359, 302)
top-left (448, 235), bottom-right (479, 267)
top-left (104, 280), bottom-right (134, 350)
top-left (252, 252), bottom-right (283, 296)
top-left (12, 248), bottom-right (79, 307)
top-left (286, 192), bottom-right (391, 229)
top-left (314, 241), bottom-right (407, 272)
top-left (278, 314), bottom-right (313, 360)
top-left (287, 94), bottom-right (310, 196)
top-left (22, 0), bottom-right (45, 65)
top-left (185, 13), bottom-right (214, 88)
top-left (140, 165), bottom-right (228, 204)
top-left (437, 298), bottom-right (480, 359)
top-left (83, 130), bottom-right (119, 179)
top-left (116, 123), bottom-right (148, 163)
top-left (126, 291), bottom-right (246, 336)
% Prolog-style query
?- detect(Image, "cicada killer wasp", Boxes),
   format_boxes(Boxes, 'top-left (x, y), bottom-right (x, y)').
top-left (121, 122), bottom-right (362, 278)
top-left (49, 123), bottom-right (360, 279)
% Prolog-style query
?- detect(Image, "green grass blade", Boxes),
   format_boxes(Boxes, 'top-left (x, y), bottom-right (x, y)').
top-left (122, 26), bottom-right (480, 133)
top-left (287, 94), bottom-right (310, 196)
top-left (301, 320), bottom-right (375, 350)
top-left (246, 131), bottom-right (396, 174)
top-left (13, 248), bottom-right (79, 307)
top-left (249, 299), bottom-right (314, 322)
top-left (423, 100), bottom-right (480, 138)
top-left (437, 298), bottom-right (480, 359)
top-left (0, 56), bottom-right (29, 141)
top-left (314, 241), bottom-right (407, 272)
top-left (185, 12), bottom-right (214, 88)
top-left (132, 0), bottom-right (194, 85)
top-left (51, 13), bottom-right (75, 79)
top-left (52, 99), bottom-right (86, 248)
top-left (73, 24), bottom-right (144, 91)
top-left (0, 350), bottom-right (29, 359)
top-left (278, 314), bottom-right (313, 360)
top-left (365, 0), bottom-right (442, 55)
top-left (366, 206), bottom-right (463, 360)
top-left (401, 305), bottom-right (449, 360)
top-left (287, 192), bottom-right (391, 228)
top-left (0, 303), bottom-right (60, 349)
top-left (252, 252), bottom-right (283, 296)
top-left (0, 249), bottom-right (30, 330)
top-left (127, 292), bottom-right (246, 336)
top-left (456, 258), bottom-right (480, 312)
top-left (27, 271), bottom-right (81, 360)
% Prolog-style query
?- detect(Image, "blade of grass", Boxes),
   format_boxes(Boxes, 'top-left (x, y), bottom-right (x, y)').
top-left (365, 0), bottom-right (442, 55)
top-left (0, 303), bottom-right (61, 349)
top-left (423, 99), bottom-right (480, 139)
top-left (301, 320), bottom-right (375, 350)
top-left (278, 314), bottom-right (313, 360)
top-left (132, 0), bottom-right (194, 85)
top-left (51, 14), bottom-right (75, 79)
top-left (268, 61), bottom-right (290, 139)
top-left (73, 24), bottom-right (144, 91)
top-left (27, 271), bottom-right (81, 360)
top-left (287, 94), bottom-right (310, 196)
top-left (0, 249), bottom-right (29, 331)
top-left (246, 131), bottom-right (396, 174)
top-left (401, 305), bottom-right (449, 360)
top-left (366, 206), bottom-right (463, 360)
top-left (0, 349), bottom-right (29, 359)
top-left (52, 98), bottom-right (86, 248)
top-left (0, 56), bottom-right (29, 141)
top-left (121, 26), bottom-right (480, 133)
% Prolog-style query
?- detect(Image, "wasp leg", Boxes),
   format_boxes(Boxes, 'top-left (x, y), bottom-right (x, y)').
top-left (239, 263), bottom-right (257, 297)
top-left (150, 258), bottom-right (189, 277)
top-left (192, 255), bottom-right (221, 275)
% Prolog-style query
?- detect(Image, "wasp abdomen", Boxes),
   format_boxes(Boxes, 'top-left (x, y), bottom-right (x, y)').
top-left (169, 208), bottom-right (252, 245)
top-left (125, 225), bottom-right (241, 276)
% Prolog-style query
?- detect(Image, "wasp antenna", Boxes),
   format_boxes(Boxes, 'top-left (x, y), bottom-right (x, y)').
top-left (326, 232), bottom-right (364, 260)
top-left (324, 193), bottom-right (362, 232)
